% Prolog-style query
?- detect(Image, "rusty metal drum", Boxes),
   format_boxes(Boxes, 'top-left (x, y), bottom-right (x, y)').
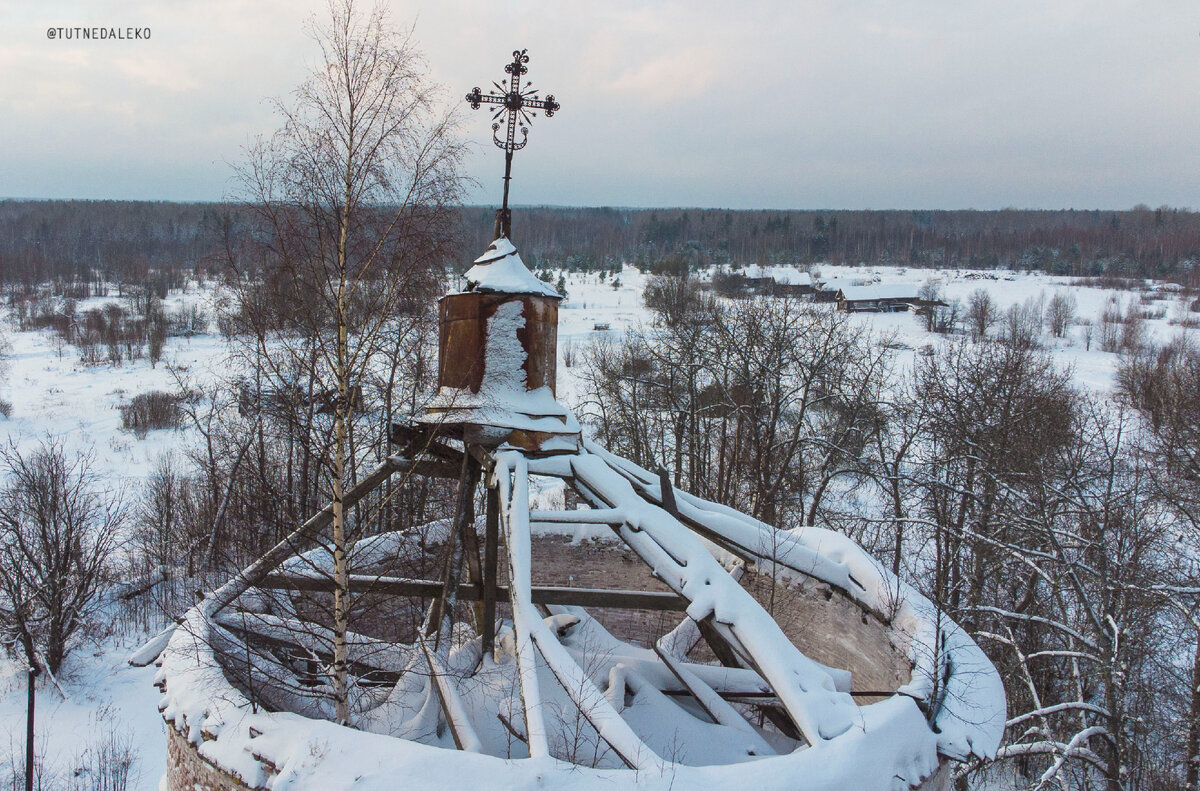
top-left (437, 291), bottom-right (559, 396)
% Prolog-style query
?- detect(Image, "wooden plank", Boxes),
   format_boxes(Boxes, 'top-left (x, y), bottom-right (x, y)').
top-left (530, 637), bottom-right (640, 769)
top-left (528, 508), bottom-right (624, 525)
top-left (204, 456), bottom-right (402, 617)
top-left (262, 573), bottom-right (447, 598)
top-left (428, 453), bottom-right (480, 645)
top-left (660, 689), bottom-right (780, 700)
top-left (391, 457), bottom-right (461, 479)
top-left (654, 645), bottom-right (718, 724)
top-left (260, 574), bottom-right (688, 611)
top-left (530, 586), bottom-right (687, 611)
top-left (605, 454), bottom-right (887, 624)
top-left (696, 617), bottom-right (801, 742)
top-left (388, 423), bottom-right (465, 466)
top-left (419, 641), bottom-right (483, 752)
top-left (459, 460), bottom-right (485, 631)
top-left (482, 486), bottom-right (500, 654)
top-left (654, 645), bottom-right (775, 754)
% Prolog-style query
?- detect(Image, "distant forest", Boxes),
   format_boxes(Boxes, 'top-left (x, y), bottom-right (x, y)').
top-left (3, 199), bottom-right (1200, 288)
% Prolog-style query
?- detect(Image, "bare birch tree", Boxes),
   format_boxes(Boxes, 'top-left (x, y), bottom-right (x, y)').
top-left (227, 0), bottom-right (464, 725)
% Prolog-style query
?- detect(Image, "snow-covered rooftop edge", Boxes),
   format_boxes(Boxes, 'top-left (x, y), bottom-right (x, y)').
top-left (158, 608), bottom-right (942, 791)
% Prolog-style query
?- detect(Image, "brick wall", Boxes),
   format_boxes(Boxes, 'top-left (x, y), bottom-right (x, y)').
top-left (164, 726), bottom-right (256, 791)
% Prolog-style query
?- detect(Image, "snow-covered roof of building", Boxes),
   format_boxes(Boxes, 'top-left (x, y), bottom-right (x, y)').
top-left (463, 237), bottom-right (561, 298)
top-left (746, 266), bottom-right (814, 287)
top-left (838, 283), bottom-right (920, 302)
top-left (815, 277), bottom-right (860, 292)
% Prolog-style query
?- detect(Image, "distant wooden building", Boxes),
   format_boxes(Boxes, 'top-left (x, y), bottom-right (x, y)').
top-left (745, 266), bottom-right (817, 297)
top-left (813, 277), bottom-right (861, 303)
top-left (836, 283), bottom-right (922, 312)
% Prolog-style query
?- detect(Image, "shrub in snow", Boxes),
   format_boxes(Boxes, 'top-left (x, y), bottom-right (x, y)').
top-left (119, 391), bottom-right (184, 438)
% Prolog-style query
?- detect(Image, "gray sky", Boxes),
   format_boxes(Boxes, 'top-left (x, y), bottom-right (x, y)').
top-left (3, 0), bottom-right (1199, 209)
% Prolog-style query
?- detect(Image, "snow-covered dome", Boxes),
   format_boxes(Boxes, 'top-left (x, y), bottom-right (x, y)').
top-left (464, 237), bottom-right (560, 298)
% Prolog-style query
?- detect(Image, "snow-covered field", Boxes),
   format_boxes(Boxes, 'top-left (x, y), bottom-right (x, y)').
top-left (1, 286), bottom-right (228, 486)
top-left (0, 262), bottom-right (1195, 788)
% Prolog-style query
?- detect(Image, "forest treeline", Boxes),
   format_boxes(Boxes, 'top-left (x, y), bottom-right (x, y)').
top-left (3, 200), bottom-right (1200, 288)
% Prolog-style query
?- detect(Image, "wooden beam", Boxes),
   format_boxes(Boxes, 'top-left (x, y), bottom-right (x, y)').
top-left (606, 456), bottom-right (888, 624)
top-left (259, 574), bottom-right (688, 611)
top-left (263, 573), bottom-right (446, 597)
top-left (204, 457), bottom-right (402, 617)
top-left (459, 461), bottom-right (485, 632)
top-left (482, 486), bottom-right (500, 654)
top-left (654, 646), bottom-right (718, 724)
top-left (696, 616), bottom-right (801, 742)
top-left (427, 452), bottom-right (481, 645)
top-left (391, 457), bottom-right (461, 479)
top-left (530, 586), bottom-right (687, 611)
top-left (654, 645), bottom-right (774, 754)
top-left (389, 423), bottom-right (466, 467)
top-left (419, 641), bottom-right (483, 752)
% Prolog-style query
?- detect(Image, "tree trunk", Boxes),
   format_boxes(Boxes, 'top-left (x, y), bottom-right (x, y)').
top-left (1187, 634), bottom-right (1200, 791)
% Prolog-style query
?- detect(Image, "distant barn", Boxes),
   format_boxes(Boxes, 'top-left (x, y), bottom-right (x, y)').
top-left (836, 283), bottom-right (922, 312)
top-left (744, 266), bottom-right (817, 297)
top-left (808, 277), bottom-right (858, 303)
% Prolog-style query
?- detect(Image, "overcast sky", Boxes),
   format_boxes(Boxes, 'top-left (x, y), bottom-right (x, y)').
top-left (2, 0), bottom-right (1199, 209)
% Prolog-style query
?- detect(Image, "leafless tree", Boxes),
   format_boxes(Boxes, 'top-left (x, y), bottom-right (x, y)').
top-left (1004, 298), bottom-right (1044, 348)
top-left (1099, 298), bottom-right (1124, 352)
top-left (226, 0), bottom-right (465, 725)
top-left (0, 326), bottom-right (10, 417)
top-left (0, 441), bottom-right (122, 676)
top-left (1119, 338), bottom-right (1200, 791)
top-left (967, 288), bottom-right (998, 340)
top-left (1045, 291), bottom-right (1076, 338)
top-left (581, 293), bottom-right (888, 531)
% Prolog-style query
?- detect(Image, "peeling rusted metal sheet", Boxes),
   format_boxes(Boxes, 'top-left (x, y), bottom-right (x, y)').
top-left (437, 292), bottom-right (559, 395)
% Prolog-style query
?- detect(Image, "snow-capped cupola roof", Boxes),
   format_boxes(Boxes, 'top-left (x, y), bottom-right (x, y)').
top-left (463, 237), bottom-right (561, 298)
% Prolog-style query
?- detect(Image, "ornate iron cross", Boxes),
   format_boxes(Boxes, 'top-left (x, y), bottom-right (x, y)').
top-left (466, 49), bottom-right (560, 239)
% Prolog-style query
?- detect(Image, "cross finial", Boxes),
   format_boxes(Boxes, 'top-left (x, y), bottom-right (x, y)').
top-left (466, 49), bottom-right (561, 240)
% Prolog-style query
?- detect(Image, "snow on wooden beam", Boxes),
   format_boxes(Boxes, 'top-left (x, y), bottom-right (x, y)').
top-left (569, 450), bottom-right (858, 746)
top-left (528, 507), bottom-right (625, 524)
top-left (494, 453), bottom-right (549, 760)
top-left (495, 450), bottom-right (664, 772)
top-left (482, 486), bottom-right (500, 653)
top-left (581, 439), bottom-right (870, 587)
top-left (653, 645), bottom-right (775, 755)
top-left (419, 641), bottom-right (484, 753)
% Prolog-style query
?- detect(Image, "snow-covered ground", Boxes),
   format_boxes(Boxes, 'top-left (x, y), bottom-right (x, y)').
top-left (552, 262), bottom-right (1197, 398)
top-left (0, 262), bottom-right (1195, 789)
top-left (0, 640), bottom-right (164, 789)
top-left (0, 285), bottom-right (228, 487)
